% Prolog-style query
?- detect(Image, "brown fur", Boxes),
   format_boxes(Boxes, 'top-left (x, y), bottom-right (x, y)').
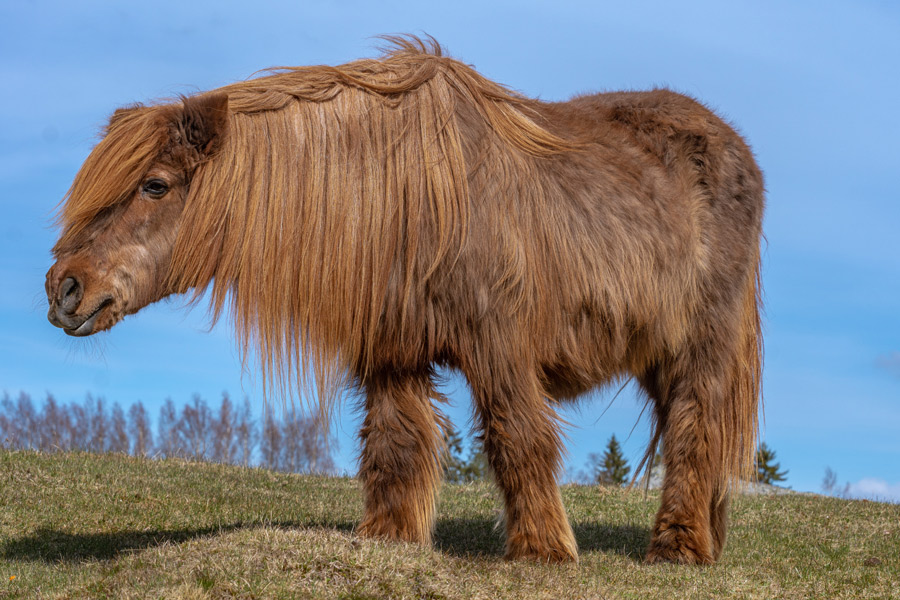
top-left (46, 36), bottom-right (764, 564)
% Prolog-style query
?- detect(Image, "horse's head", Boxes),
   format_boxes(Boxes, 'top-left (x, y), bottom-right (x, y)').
top-left (45, 93), bottom-right (228, 336)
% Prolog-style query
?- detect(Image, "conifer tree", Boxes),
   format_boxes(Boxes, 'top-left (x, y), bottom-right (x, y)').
top-left (463, 443), bottom-right (489, 482)
top-left (593, 434), bottom-right (630, 486)
top-left (756, 442), bottom-right (788, 484)
top-left (443, 423), bottom-right (488, 483)
top-left (443, 424), bottom-right (467, 483)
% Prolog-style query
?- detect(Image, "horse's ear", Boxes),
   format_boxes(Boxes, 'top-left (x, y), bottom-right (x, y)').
top-left (179, 92), bottom-right (229, 156)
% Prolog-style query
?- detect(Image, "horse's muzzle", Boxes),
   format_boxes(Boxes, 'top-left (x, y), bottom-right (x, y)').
top-left (46, 271), bottom-right (112, 336)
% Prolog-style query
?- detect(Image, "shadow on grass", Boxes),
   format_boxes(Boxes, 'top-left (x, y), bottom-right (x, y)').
top-left (5, 518), bottom-right (649, 564)
top-left (433, 518), bottom-right (651, 561)
top-left (1, 520), bottom-right (357, 563)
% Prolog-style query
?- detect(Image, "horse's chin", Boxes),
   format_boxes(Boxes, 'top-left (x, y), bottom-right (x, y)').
top-left (60, 297), bottom-right (116, 337)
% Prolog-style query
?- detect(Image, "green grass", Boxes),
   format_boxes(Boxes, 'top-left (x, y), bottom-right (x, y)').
top-left (1, 450), bottom-right (897, 599)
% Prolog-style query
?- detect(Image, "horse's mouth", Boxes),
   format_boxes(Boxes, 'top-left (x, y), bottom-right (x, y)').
top-left (63, 298), bottom-right (114, 337)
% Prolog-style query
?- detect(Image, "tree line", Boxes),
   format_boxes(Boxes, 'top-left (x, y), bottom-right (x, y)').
top-left (576, 435), bottom-right (789, 487)
top-left (442, 425), bottom-right (794, 487)
top-left (0, 391), bottom-right (335, 474)
top-left (3, 390), bottom-right (794, 486)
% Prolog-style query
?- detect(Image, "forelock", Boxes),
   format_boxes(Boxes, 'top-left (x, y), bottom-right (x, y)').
top-left (54, 104), bottom-right (172, 252)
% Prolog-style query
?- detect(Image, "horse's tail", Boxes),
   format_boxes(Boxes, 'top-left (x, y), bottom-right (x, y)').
top-left (633, 249), bottom-right (764, 491)
top-left (721, 249), bottom-right (764, 488)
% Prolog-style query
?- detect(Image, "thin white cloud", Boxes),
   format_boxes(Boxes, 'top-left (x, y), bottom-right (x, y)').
top-left (847, 478), bottom-right (900, 503)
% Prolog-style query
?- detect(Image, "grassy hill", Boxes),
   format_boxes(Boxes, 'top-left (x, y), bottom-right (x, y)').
top-left (1, 450), bottom-right (897, 599)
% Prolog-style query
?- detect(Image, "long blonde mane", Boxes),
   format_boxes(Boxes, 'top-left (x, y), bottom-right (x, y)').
top-left (153, 37), bottom-right (575, 408)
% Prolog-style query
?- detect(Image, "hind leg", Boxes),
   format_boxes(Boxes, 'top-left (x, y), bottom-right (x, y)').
top-left (465, 358), bottom-right (577, 562)
top-left (357, 369), bottom-right (447, 545)
top-left (639, 356), bottom-right (728, 565)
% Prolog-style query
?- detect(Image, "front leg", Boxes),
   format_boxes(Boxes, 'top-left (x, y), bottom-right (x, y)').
top-left (357, 369), bottom-right (447, 545)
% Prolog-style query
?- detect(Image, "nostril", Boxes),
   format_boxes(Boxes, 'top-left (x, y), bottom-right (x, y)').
top-left (59, 276), bottom-right (82, 314)
top-left (60, 276), bottom-right (76, 297)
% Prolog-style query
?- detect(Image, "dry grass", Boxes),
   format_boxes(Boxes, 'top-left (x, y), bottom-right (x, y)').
top-left (1, 450), bottom-right (897, 599)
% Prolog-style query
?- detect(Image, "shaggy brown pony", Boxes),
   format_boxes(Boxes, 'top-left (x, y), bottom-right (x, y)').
top-left (45, 37), bottom-right (763, 565)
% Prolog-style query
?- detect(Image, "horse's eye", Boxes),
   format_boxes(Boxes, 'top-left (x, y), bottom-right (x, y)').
top-left (142, 179), bottom-right (169, 199)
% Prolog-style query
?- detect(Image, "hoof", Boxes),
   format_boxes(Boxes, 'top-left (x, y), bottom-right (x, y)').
top-left (505, 533), bottom-right (579, 563)
top-left (356, 518), bottom-right (430, 546)
top-left (645, 525), bottom-right (715, 565)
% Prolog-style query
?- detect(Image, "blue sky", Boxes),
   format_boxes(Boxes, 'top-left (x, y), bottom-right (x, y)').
top-left (1, 1), bottom-right (898, 500)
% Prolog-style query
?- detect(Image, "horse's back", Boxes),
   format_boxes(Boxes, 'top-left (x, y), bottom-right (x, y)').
top-left (517, 89), bottom-right (765, 381)
top-left (540, 87), bottom-right (764, 273)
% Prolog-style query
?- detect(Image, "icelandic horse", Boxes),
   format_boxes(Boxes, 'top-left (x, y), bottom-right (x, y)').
top-left (46, 38), bottom-right (763, 564)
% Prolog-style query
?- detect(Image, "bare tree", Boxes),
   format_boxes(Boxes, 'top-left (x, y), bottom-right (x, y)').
top-left (84, 395), bottom-right (109, 453)
top-left (2, 390), bottom-right (340, 474)
top-left (128, 401), bottom-right (153, 457)
top-left (11, 392), bottom-right (39, 449)
top-left (281, 411), bottom-right (301, 472)
top-left (0, 391), bottom-right (30, 448)
top-left (176, 395), bottom-right (212, 461)
top-left (108, 403), bottom-right (130, 454)
top-left (38, 394), bottom-right (72, 452)
top-left (260, 409), bottom-right (283, 470)
top-left (281, 410), bottom-right (325, 473)
top-left (234, 396), bottom-right (257, 467)
top-left (822, 466), bottom-right (851, 499)
top-left (156, 398), bottom-right (182, 458)
top-left (66, 401), bottom-right (89, 451)
top-left (0, 392), bottom-right (12, 447)
top-left (211, 393), bottom-right (236, 464)
top-left (300, 413), bottom-right (336, 473)
top-left (822, 467), bottom-right (838, 494)
top-left (264, 407), bottom-right (335, 474)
